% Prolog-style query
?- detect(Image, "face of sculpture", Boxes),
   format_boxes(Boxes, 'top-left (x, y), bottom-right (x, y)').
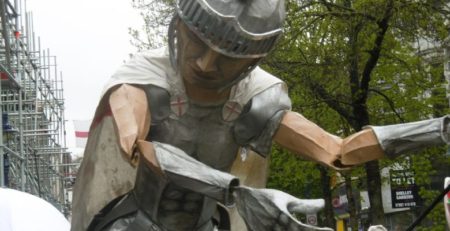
top-left (176, 21), bottom-right (259, 90)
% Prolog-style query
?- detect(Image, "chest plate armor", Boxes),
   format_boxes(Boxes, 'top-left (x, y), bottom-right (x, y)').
top-left (132, 82), bottom-right (290, 230)
top-left (149, 99), bottom-right (239, 171)
top-left (138, 85), bottom-right (240, 230)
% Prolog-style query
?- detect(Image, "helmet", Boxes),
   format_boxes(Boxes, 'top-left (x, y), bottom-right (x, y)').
top-left (176, 0), bottom-right (285, 58)
top-left (169, 0), bottom-right (285, 65)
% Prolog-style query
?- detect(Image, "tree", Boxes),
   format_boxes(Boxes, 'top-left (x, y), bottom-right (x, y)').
top-left (129, 0), bottom-right (174, 50)
top-left (265, 0), bottom-right (450, 228)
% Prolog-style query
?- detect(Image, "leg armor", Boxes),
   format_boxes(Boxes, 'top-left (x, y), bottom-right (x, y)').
top-left (88, 141), bottom-right (238, 231)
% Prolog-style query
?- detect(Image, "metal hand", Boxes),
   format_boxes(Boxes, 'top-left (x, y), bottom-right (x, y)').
top-left (234, 186), bottom-right (333, 231)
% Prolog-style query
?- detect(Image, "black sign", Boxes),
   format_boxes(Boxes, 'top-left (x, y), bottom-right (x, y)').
top-left (390, 170), bottom-right (421, 208)
top-left (391, 185), bottom-right (420, 208)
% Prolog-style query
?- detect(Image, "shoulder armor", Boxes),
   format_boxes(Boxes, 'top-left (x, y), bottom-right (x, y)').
top-left (138, 84), bottom-right (171, 125)
top-left (233, 83), bottom-right (291, 156)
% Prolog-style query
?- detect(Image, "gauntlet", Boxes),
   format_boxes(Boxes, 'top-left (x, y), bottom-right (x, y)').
top-left (366, 116), bottom-right (450, 158)
top-left (234, 186), bottom-right (333, 231)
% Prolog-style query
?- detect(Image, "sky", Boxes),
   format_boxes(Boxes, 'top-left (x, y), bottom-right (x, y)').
top-left (26, 0), bottom-right (144, 154)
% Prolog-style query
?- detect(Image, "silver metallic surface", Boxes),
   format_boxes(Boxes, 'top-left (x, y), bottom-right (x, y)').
top-left (127, 143), bottom-right (334, 231)
top-left (133, 142), bottom-right (238, 231)
top-left (89, 194), bottom-right (139, 231)
top-left (175, 0), bottom-right (285, 58)
top-left (234, 186), bottom-right (333, 231)
top-left (140, 85), bottom-right (171, 126)
top-left (128, 211), bottom-right (162, 231)
top-left (167, 15), bottom-right (260, 91)
top-left (106, 211), bottom-right (162, 231)
top-left (149, 83), bottom-right (290, 165)
top-left (168, 17), bottom-right (178, 72)
top-left (234, 83), bottom-right (291, 156)
top-left (148, 100), bottom-right (240, 171)
top-left (135, 69), bottom-right (291, 230)
top-left (154, 142), bottom-right (239, 205)
top-left (367, 116), bottom-right (450, 158)
top-left (106, 216), bottom-right (136, 231)
top-left (368, 225), bottom-right (388, 231)
top-left (247, 110), bottom-right (286, 156)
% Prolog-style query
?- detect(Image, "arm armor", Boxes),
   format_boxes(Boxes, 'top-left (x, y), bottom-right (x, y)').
top-left (234, 186), bottom-right (332, 231)
top-left (367, 116), bottom-right (450, 158)
top-left (233, 83), bottom-right (291, 156)
top-left (137, 84), bottom-right (171, 126)
top-left (136, 141), bottom-right (334, 230)
top-left (136, 141), bottom-right (239, 206)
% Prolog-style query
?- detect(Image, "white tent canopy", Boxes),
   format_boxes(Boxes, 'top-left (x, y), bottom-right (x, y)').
top-left (0, 188), bottom-right (70, 231)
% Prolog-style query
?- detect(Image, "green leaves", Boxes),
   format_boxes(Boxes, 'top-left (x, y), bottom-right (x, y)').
top-left (129, 0), bottom-right (174, 51)
top-left (266, 0), bottom-right (450, 228)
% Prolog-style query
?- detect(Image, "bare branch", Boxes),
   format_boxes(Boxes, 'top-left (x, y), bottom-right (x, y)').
top-left (368, 88), bottom-right (405, 122)
top-left (359, 0), bottom-right (394, 103)
top-left (302, 11), bottom-right (377, 22)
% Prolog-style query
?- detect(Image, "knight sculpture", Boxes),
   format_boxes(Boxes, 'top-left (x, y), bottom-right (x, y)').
top-left (71, 0), bottom-right (450, 230)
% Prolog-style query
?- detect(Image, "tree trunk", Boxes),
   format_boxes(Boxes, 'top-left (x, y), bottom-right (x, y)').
top-left (344, 173), bottom-right (358, 230)
top-left (365, 161), bottom-right (385, 226)
top-left (319, 165), bottom-right (335, 229)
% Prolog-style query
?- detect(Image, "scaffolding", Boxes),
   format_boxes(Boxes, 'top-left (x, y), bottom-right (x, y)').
top-left (0, 0), bottom-right (72, 216)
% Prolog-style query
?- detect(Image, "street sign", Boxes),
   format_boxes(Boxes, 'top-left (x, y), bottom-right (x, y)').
top-left (332, 197), bottom-right (341, 208)
top-left (390, 170), bottom-right (421, 208)
top-left (306, 214), bottom-right (318, 226)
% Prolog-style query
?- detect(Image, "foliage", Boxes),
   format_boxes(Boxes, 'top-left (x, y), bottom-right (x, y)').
top-left (130, 0), bottom-right (174, 50)
top-left (268, 145), bottom-right (323, 197)
top-left (265, 0), bottom-right (450, 228)
top-left (411, 146), bottom-right (450, 230)
top-left (268, 0), bottom-right (449, 128)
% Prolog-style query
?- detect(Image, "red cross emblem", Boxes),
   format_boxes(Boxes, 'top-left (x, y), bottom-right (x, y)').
top-left (170, 96), bottom-right (188, 117)
top-left (222, 101), bottom-right (242, 121)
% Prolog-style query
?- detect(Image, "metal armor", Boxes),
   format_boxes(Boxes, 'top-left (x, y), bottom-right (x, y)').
top-left (168, 0), bottom-right (286, 88)
top-left (367, 116), bottom-right (450, 158)
top-left (88, 80), bottom-right (291, 230)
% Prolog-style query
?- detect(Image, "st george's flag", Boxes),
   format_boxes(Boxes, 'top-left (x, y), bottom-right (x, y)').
top-left (73, 120), bottom-right (91, 148)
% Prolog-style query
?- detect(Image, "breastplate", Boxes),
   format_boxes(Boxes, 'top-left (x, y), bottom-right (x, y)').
top-left (149, 101), bottom-right (240, 171)
top-left (138, 99), bottom-right (240, 230)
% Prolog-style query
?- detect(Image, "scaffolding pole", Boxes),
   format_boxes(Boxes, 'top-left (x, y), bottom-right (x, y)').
top-left (0, 0), bottom-right (73, 215)
top-left (0, 0), bottom-right (7, 187)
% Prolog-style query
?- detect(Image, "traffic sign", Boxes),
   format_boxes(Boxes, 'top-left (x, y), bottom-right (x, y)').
top-left (306, 214), bottom-right (317, 226)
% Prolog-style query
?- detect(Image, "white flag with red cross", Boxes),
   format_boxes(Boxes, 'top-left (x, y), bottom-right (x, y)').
top-left (73, 120), bottom-right (91, 148)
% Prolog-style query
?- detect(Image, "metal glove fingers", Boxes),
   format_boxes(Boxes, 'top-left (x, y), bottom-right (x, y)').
top-left (234, 186), bottom-right (333, 231)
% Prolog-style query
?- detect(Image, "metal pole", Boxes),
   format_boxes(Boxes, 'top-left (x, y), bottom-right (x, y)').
top-left (0, 0), bottom-right (8, 187)
top-left (405, 184), bottom-right (450, 231)
top-left (33, 150), bottom-right (42, 197)
top-left (15, 0), bottom-right (25, 191)
top-left (1, 0), bottom-right (11, 68)
top-left (61, 72), bottom-right (67, 148)
top-left (19, 89), bottom-right (25, 190)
